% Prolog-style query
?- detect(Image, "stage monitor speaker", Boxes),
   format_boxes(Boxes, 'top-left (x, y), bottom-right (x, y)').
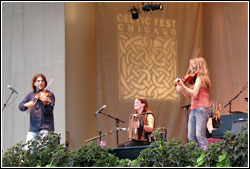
top-left (212, 113), bottom-right (248, 138)
top-left (111, 145), bottom-right (150, 160)
top-left (231, 118), bottom-right (248, 135)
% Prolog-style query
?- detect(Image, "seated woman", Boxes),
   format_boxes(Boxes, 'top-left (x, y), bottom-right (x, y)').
top-left (206, 101), bottom-right (222, 144)
top-left (118, 96), bottom-right (155, 147)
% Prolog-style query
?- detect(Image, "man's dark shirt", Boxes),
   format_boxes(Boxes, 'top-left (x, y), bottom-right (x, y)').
top-left (19, 90), bottom-right (55, 132)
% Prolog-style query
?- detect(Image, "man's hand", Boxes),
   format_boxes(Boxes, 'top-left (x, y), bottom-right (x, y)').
top-left (24, 101), bottom-right (35, 108)
top-left (40, 95), bottom-right (51, 106)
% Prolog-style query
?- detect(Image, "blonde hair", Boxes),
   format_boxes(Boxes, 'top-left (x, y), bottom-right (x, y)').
top-left (187, 57), bottom-right (211, 88)
top-left (210, 100), bottom-right (221, 121)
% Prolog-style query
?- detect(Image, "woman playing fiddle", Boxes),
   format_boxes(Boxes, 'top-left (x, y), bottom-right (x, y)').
top-left (19, 73), bottom-right (55, 150)
top-left (175, 55), bottom-right (211, 150)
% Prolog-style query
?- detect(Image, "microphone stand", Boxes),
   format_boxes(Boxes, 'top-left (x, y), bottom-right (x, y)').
top-left (2, 91), bottom-right (15, 112)
top-left (84, 129), bottom-right (118, 144)
top-left (224, 82), bottom-right (248, 115)
top-left (98, 130), bottom-right (102, 142)
top-left (98, 111), bottom-right (125, 146)
top-left (181, 104), bottom-right (190, 125)
top-left (181, 104), bottom-right (190, 142)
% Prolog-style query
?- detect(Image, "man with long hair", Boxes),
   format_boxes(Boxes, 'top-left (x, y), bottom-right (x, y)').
top-left (19, 73), bottom-right (55, 149)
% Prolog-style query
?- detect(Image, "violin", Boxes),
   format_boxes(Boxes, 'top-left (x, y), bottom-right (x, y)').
top-left (174, 72), bottom-right (198, 86)
top-left (26, 78), bottom-right (54, 112)
top-left (35, 90), bottom-right (50, 100)
top-left (35, 90), bottom-right (51, 105)
top-left (34, 78), bottom-right (54, 105)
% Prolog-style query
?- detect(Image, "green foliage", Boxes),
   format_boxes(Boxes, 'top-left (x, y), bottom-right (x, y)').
top-left (2, 132), bottom-right (70, 167)
top-left (2, 125), bottom-right (248, 167)
top-left (221, 124), bottom-right (248, 167)
top-left (134, 138), bottom-right (202, 167)
top-left (70, 141), bottom-right (129, 167)
top-left (2, 132), bottom-right (129, 167)
top-left (195, 141), bottom-right (226, 167)
top-left (2, 142), bottom-right (26, 167)
top-left (195, 124), bottom-right (248, 167)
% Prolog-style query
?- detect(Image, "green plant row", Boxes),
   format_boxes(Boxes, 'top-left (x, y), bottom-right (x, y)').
top-left (2, 125), bottom-right (248, 167)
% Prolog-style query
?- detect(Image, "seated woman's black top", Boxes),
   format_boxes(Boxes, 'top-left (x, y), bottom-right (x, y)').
top-left (206, 112), bottom-right (221, 138)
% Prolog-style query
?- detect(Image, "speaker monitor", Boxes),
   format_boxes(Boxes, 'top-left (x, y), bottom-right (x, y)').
top-left (112, 145), bottom-right (150, 160)
top-left (231, 119), bottom-right (248, 135)
top-left (212, 113), bottom-right (248, 138)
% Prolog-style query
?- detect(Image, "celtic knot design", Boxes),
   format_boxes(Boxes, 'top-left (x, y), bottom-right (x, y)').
top-left (118, 33), bottom-right (177, 100)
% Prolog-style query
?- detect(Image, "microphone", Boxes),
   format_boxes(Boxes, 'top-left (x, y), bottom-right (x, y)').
top-left (95, 105), bottom-right (107, 115)
top-left (142, 4), bottom-right (163, 12)
top-left (7, 85), bottom-right (18, 94)
top-left (116, 127), bottom-right (127, 131)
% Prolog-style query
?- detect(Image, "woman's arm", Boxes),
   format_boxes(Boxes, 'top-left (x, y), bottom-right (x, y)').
top-left (179, 77), bottom-right (202, 97)
top-left (143, 114), bottom-right (154, 133)
top-left (207, 117), bottom-right (214, 134)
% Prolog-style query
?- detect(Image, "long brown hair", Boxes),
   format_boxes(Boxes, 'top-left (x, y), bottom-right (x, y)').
top-left (135, 96), bottom-right (151, 113)
top-left (210, 100), bottom-right (221, 121)
top-left (187, 57), bottom-right (211, 88)
top-left (31, 73), bottom-right (47, 92)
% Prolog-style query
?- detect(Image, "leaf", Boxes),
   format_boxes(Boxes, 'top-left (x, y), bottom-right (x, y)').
top-left (218, 152), bottom-right (227, 162)
top-left (196, 152), bottom-right (206, 163)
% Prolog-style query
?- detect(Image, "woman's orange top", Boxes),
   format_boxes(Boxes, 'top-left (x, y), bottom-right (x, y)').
top-left (190, 85), bottom-right (210, 110)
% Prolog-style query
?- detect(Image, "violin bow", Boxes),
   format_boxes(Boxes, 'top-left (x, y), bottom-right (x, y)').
top-left (45, 77), bottom-right (54, 90)
top-left (193, 48), bottom-right (200, 58)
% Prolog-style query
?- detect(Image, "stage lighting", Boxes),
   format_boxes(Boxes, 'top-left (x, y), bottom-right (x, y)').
top-left (128, 3), bottom-right (163, 19)
top-left (142, 4), bottom-right (163, 12)
top-left (129, 6), bottom-right (140, 19)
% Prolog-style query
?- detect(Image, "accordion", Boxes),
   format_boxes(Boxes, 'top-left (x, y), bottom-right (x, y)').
top-left (128, 113), bottom-right (147, 141)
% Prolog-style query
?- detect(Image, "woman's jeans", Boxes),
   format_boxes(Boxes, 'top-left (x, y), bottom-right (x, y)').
top-left (188, 107), bottom-right (210, 148)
